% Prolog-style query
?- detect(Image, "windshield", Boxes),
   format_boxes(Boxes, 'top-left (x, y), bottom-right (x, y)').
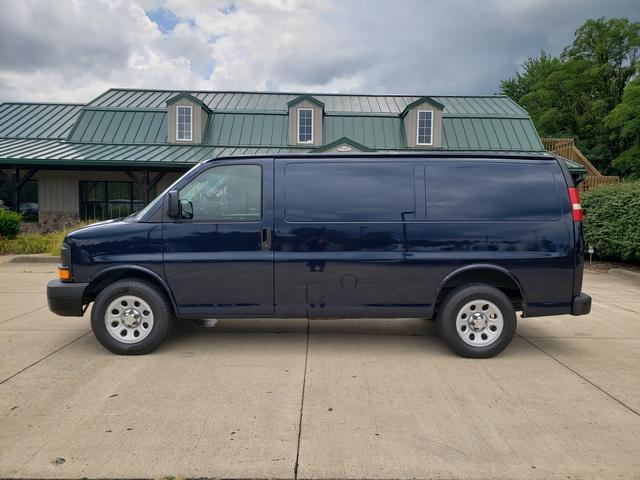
top-left (131, 164), bottom-right (201, 221)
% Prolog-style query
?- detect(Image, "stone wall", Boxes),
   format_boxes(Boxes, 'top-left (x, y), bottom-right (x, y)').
top-left (22, 212), bottom-right (81, 234)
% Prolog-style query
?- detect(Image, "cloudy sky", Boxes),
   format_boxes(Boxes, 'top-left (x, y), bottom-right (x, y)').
top-left (0, 0), bottom-right (638, 103)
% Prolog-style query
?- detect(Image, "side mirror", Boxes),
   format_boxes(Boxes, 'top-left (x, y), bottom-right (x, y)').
top-left (180, 199), bottom-right (194, 220)
top-left (167, 190), bottom-right (179, 218)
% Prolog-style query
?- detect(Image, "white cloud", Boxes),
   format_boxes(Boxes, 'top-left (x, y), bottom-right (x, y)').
top-left (0, 0), bottom-right (638, 103)
top-left (0, 0), bottom-right (210, 102)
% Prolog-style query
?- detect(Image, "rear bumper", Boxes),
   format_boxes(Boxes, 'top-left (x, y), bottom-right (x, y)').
top-left (47, 280), bottom-right (89, 317)
top-left (571, 293), bottom-right (592, 316)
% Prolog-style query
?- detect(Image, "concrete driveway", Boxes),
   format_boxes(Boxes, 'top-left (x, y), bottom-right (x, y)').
top-left (1, 260), bottom-right (639, 480)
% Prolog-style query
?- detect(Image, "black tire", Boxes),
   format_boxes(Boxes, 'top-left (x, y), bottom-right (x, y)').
top-left (438, 284), bottom-right (517, 358)
top-left (91, 279), bottom-right (174, 355)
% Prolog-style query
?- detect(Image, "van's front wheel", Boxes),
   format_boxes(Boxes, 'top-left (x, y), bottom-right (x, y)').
top-left (91, 279), bottom-right (174, 355)
top-left (438, 284), bottom-right (516, 358)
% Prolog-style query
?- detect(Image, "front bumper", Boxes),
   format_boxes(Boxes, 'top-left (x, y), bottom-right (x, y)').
top-left (571, 293), bottom-right (592, 316)
top-left (47, 280), bottom-right (89, 317)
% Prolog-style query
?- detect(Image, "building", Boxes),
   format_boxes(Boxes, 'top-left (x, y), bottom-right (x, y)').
top-left (0, 88), bottom-right (585, 225)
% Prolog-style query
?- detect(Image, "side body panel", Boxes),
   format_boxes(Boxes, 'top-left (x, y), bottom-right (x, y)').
top-left (274, 159), bottom-right (430, 318)
top-left (421, 158), bottom-right (575, 316)
top-left (68, 220), bottom-right (165, 284)
top-left (273, 157), bottom-right (575, 318)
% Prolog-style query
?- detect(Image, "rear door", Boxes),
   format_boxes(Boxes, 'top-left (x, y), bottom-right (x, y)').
top-left (163, 159), bottom-right (274, 317)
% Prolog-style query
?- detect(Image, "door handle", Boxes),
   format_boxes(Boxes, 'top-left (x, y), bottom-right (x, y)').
top-left (261, 227), bottom-right (272, 250)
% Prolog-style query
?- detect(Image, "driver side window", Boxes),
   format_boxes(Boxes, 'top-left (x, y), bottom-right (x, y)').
top-left (179, 164), bottom-right (262, 221)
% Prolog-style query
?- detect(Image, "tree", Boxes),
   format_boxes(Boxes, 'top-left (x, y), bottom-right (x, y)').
top-left (500, 51), bottom-right (560, 102)
top-left (564, 18), bottom-right (640, 107)
top-left (500, 18), bottom-right (640, 175)
top-left (605, 78), bottom-right (640, 178)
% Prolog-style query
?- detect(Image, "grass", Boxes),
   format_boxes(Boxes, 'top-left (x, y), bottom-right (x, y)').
top-left (0, 224), bottom-right (87, 256)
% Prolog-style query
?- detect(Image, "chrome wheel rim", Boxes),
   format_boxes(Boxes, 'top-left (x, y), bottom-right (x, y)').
top-left (455, 299), bottom-right (503, 347)
top-left (104, 295), bottom-right (154, 344)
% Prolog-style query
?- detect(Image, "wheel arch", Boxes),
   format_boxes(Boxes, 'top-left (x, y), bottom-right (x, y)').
top-left (84, 266), bottom-right (178, 315)
top-left (433, 264), bottom-right (526, 318)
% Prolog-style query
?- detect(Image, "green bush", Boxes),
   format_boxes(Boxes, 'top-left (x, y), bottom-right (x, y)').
top-left (0, 223), bottom-right (87, 256)
top-left (0, 209), bottom-right (22, 239)
top-left (0, 232), bottom-right (53, 255)
top-left (582, 181), bottom-right (640, 262)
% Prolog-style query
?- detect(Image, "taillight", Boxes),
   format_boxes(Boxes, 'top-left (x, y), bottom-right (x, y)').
top-left (568, 187), bottom-right (583, 222)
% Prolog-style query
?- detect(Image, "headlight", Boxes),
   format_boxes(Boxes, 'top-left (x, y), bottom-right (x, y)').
top-left (59, 244), bottom-right (71, 282)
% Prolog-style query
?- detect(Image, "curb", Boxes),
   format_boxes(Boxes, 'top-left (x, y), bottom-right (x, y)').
top-left (8, 254), bottom-right (60, 264)
top-left (608, 268), bottom-right (640, 283)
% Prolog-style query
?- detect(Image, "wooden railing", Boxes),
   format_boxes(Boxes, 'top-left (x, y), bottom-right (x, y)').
top-left (579, 175), bottom-right (620, 193)
top-left (541, 138), bottom-right (603, 176)
top-left (542, 138), bottom-right (575, 162)
top-left (541, 137), bottom-right (619, 192)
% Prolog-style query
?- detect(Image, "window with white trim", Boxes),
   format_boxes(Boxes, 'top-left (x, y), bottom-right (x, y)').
top-left (416, 110), bottom-right (433, 145)
top-left (297, 108), bottom-right (313, 143)
top-left (176, 105), bottom-right (193, 141)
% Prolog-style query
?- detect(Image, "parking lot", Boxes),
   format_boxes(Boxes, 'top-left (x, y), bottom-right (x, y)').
top-left (1, 259), bottom-right (639, 479)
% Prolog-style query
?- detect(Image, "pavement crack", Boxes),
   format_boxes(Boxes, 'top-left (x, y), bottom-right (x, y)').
top-left (605, 303), bottom-right (640, 316)
top-left (0, 332), bottom-right (90, 385)
top-left (0, 305), bottom-right (47, 324)
top-left (293, 317), bottom-right (310, 480)
top-left (520, 335), bottom-right (640, 418)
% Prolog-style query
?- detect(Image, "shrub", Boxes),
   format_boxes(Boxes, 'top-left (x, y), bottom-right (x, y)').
top-left (582, 181), bottom-right (640, 262)
top-left (0, 232), bottom-right (53, 255)
top-left (0, 209), bottom-right (22, 239)
top-left (0, 223), bottom-right (88, 256)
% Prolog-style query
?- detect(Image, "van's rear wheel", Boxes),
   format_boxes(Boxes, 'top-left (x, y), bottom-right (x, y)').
top-left (91, 279), bottom-right (173, 355)
top-left (438, 284), bottom-right (516, 358)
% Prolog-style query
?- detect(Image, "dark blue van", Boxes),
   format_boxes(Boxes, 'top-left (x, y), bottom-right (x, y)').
top-left (47, 153), bottom-right (591, 358)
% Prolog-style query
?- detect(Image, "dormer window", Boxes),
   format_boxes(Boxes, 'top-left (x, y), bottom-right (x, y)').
top-left (416, 110), bottom-right (433, 145)
top-left (297, 108), bottom-right (313, 143)
top-left (287, 95), bottom-right (323, 146)
top-left (177, 105), bottom-right (193, 141)
top-left (166, 93), bottom-right (211, 144)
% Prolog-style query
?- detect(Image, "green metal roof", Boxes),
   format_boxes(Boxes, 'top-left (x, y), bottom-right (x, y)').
top-left (68, 108), bottom-right (167, 144)
top-left (559, 157), bottom-right (588, 176)
top-left (324, 116), bottom-right (542, 151)
top-left (0, 138), bottom-right (586, 176)
top-left (287, 94), bottom-right (325, 109)
top-left (401, 96), bottom-right (445, 113)
top-left (324, 116), bottom-right (405, 149)
top-left (63, 106), bottom-right (542, 151)
top-left (165, 92), bottom-right (212, 113)
top-left (315, 137), bottom-right (374, 153)
top-left (0, 103), bottom-right (83, 140)
top-left (0, 88), bottom-right (558, 170)
top-left (88, 88), bottom-right (527, 116)
top-left (442, 117), bottom-right (543, 150)
top-left (0, 138), bottom-right (303, 168)
top-left (204, 113), bottom-right (288, 146)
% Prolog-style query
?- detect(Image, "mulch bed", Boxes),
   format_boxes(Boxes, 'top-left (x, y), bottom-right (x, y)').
top-left (584, 260), bottom-right (640, 274)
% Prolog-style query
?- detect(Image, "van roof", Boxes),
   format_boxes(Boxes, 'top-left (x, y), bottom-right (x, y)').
top-left (202, 150), bottom-right (561, 165)
top-left (201, 150), bottom-right (588, 177)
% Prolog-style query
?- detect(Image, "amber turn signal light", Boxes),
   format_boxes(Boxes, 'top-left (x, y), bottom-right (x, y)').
top-left (58, 267), bottom-right (71, 282)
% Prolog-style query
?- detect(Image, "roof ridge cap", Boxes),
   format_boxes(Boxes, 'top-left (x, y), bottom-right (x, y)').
top-left (94, 87), bottom-right (510, 99)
